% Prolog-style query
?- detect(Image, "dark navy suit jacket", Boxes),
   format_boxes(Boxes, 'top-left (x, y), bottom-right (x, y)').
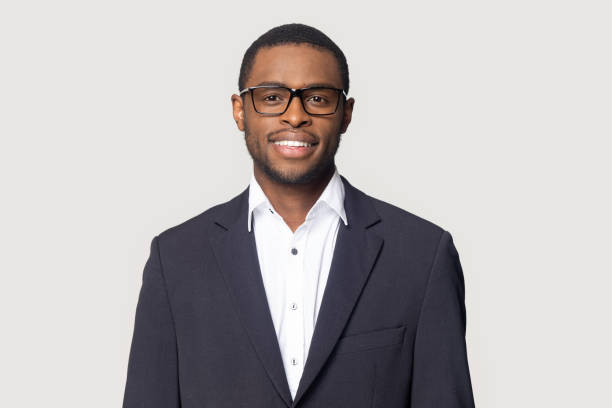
top-left (122, 175), bottom-right (476, 407)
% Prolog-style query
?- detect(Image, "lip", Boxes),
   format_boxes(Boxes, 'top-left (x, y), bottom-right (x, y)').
top-left (269, 130), bottom-right (318, 145)
top-left (269, 140), bottom-right (318, 159)
top-left (269, 129), bottom-right (319, 144)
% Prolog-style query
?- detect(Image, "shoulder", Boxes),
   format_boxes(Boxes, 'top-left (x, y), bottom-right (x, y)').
top-left (365, 190), bottom-right (446, 236)
top-left (154, 189), bottom-right (245, 253)
top-left (362, 191), bottom-right (449, 259)
top-left (341, 174), bottom-right (447, 243)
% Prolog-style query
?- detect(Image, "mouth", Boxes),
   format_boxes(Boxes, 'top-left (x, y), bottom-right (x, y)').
top-left (269, 139), bottom-right (319, 158)
top-left (271, 140), bottom-right (318, 148)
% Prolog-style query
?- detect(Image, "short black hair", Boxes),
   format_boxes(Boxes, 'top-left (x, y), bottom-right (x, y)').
top-left (238, 23), bottom-right (350, 94)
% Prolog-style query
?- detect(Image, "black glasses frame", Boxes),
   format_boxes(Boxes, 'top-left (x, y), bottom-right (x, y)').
top-left (238, 85), bottom-right (348, 116)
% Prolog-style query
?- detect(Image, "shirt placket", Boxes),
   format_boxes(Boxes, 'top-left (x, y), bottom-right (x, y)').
top-left (284, 221), bottom-right (307, 398)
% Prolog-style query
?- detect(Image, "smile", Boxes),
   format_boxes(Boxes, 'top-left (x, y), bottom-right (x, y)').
top-left (269, 139), bottom-right (318, 159)
top-left (272, 140), bottom-right (317, 147)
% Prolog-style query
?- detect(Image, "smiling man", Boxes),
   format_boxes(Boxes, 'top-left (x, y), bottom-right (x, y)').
top-left (123, 23), bottom-right (476, 408)
top-left (232, 40), bottom-right (353, 233)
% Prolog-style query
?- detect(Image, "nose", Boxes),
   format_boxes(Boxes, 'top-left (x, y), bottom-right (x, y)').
top-left (281, 94), bottom-right (311, 128)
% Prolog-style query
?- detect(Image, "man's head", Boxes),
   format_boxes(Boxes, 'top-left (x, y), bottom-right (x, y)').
top-left (231, 23), bottom-right (355, 185)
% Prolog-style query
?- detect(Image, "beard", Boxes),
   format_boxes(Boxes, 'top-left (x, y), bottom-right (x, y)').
top-left (243, 122), bottom-right (342, 185)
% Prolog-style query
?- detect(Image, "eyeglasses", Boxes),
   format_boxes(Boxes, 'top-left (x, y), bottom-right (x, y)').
top-left (239, 85), bottom-right (348, 116)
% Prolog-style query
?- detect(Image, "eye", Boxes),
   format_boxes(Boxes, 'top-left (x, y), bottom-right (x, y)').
top-left (307, 95), bottom-right (328, 104)
top-left (259, 93), bottom-right (287, 105)
top-left (264, 94), bottom-right (282, 102)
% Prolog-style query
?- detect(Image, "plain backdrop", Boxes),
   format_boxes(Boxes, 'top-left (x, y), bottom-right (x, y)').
top-left (1, 0), bottom-right (610, 407)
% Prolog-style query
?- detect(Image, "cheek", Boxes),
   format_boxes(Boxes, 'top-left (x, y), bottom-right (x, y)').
top-left (318, 123), bottom-right (342, 145)
top-left (245, 117), bottom-right (273, 137)
top-left (319, 118), bottom-right (343, 134)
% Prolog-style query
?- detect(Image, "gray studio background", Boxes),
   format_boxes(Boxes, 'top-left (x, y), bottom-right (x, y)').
top-left (1, 0), bottom-right (610, 407)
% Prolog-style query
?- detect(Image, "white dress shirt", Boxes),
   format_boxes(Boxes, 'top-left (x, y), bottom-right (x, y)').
top-left (247, 166), bottom-right (348, 400)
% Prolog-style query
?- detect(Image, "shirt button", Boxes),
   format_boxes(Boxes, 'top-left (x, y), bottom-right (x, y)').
top-left (291, 358), bottom-right (298, 365)
top-left (290, 302), bottom-right (298, 310)
top-left (291, 247), bottom-right (298, 255)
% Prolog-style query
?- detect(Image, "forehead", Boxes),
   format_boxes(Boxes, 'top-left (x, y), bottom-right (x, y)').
top-left (246, 44), bottom-right (343, 89)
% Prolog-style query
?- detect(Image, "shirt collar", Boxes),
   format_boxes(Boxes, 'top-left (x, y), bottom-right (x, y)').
top-left (247, 167), bottom-right (348, 232)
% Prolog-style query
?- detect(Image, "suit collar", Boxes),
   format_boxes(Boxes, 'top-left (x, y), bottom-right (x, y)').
top-left (247, 166), bottom-right (348, 232)
top-left (210, 174), bottom-right (382, 407)
top-left (217, 173), bottom-right (378, 232)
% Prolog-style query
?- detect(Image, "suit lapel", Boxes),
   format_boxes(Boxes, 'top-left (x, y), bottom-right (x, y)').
top-left (209, 175), bottom-right (383, 408)
top-left (209, 186), bottom-right (294, 407)
top-left (291, 175), bottom-right (383, 407)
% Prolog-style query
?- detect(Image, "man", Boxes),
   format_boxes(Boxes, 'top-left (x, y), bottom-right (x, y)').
top-left (122, 23), bottom-right (476, 408)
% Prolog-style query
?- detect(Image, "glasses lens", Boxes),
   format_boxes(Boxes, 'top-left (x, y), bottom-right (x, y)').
top-left (301, 87), bottom-right (340, 115)
top-left (252, 87), bottom-right (292, 114)
top-left (251, 87), bottom-right (341, 115)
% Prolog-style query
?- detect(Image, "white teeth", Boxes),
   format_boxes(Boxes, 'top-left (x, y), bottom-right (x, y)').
top-left (273, 140), bottom-right (313, 147)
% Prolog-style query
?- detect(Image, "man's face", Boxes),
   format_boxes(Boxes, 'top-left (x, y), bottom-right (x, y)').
top-left (231, 44), bottom-right (355, 185)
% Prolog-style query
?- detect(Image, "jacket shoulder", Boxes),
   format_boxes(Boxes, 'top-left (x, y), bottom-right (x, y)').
top-left (367, 193), bottom-right (447, 241)
top-left (155, 190), bottom-right (243, 249)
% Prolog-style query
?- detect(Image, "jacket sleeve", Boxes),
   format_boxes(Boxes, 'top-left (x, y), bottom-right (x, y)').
top-left (123, 235), bottom-right (181, 408)
top-left (410, 230), bottom-right (476, 407)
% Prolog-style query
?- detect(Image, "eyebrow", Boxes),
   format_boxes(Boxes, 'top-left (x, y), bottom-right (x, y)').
top-left (254, 81), bottom-right (341, 89)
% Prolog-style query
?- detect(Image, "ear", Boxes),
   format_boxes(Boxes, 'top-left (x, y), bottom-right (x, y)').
top-left (340, 97), bottom-right (355, 134)
top-left (231, 94), bottom-right (245, 131)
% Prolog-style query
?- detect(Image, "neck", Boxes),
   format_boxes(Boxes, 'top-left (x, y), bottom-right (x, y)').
top-left (253, 164), bottom-right (336, 232)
